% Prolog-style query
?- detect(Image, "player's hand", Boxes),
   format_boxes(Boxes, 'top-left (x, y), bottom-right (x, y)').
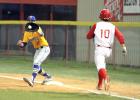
top-left (122, 46), bottom-right (127, 56)
top-left (17, 40), bottom-right (24, 47)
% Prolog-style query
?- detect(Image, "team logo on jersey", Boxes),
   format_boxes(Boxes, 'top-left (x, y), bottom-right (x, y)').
top-left (29, 37), bottom-right (39, 42)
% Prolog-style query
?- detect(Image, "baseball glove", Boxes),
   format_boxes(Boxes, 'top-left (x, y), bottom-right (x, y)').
top-left (25, 22), bottom-right (39, 32)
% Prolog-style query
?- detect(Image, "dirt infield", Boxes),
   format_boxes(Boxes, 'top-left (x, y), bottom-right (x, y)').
top-left (0, 73), bottom-right (139, 99)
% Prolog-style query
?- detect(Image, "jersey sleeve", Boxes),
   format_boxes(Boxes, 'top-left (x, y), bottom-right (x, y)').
top-left (38, 27), bottom-right (44, 36)
top-left (22, 31), bottom-right (29, 43)
top-left (115, 27), bottom-right (125, 44)
top-left (87, 24), bottom-right (96, 39)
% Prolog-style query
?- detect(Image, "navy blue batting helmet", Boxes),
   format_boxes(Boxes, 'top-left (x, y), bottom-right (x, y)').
top-left (27, 15), bottom-right (36, 21)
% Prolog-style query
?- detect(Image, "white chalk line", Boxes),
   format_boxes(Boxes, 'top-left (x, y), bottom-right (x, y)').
top-left (0, 75), bottom-right (139, 100)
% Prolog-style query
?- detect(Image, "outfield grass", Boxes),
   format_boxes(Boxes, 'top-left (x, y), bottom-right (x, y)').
top-left (0, 56), bottom-right (140, 100)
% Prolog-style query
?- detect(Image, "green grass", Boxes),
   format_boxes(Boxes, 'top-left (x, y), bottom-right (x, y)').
top-left (0, 56), bottom-right (139, 83)
top-left (0, 56), bottom-right (140, 100)
top-left (108, 64), bottom-right (140, 83)
top-left (0, 56), bottom-right (97, 80)
top-left (0, 89), bottom-right (127, 100)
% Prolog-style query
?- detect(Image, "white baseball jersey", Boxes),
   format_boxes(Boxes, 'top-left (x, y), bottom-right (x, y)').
top-left (87, 21), bottom-right (125, 71)
top-left (94, 22), bottom-right (115, 48)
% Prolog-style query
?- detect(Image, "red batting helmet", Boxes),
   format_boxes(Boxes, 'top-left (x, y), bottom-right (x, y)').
top-left (99, 9), bottom-right (112, 20)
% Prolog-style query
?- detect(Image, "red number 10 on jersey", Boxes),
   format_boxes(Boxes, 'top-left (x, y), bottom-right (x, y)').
top-left (101, 29), bottom-right (110, 38)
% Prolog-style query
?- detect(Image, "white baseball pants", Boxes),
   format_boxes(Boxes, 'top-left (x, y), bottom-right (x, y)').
top-left (94, 46), bottom-right (112, 71)
top-left (33, 46), bottom-right (50, 66)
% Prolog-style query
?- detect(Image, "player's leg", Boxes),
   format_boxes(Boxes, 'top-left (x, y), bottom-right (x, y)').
top-left (23, 65), bottom-right (39, 87)
top-left (35, 46), bottom-right (51, 77)
top-left (23, 50), bottom-right (40, 87)
top-left (31, 64), bottom-right (40, 82)
top-left (38, 46), bottom-right (51, 77)
top-left (33, 46), bottom-right (52, 84)
top-left (38, 67), bottom-right (51, 79)
top-left (98, 68), bottom-right (109, 90)
top-left (94, 47), bottom-right (110, 90)
top-left (33, 46), bottom-right (50, 66)
top-left (95, 54), bottom-right (106, 90)
top-left (38, 66), bottom-right (52, 85)
top-left (103, 48), bottom-right (112, 91)
top-left (97, 68), bottom-right (110, 91)
top-left (38, 47), bottom-right (52, 84)
top-left (29, 49), bottom-right (41, 84)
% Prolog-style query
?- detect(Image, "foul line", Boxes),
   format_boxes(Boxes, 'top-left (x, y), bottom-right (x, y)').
top-left (0, 75), bottom-right (139, 100)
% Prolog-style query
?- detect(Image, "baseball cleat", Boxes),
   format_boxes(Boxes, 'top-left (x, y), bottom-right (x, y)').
top-left (96, 85), bottom-right (103, 90)
top-left (23, 77), bottom-right (34, 87)
top-left (41, 77), bottom-right (52, 85)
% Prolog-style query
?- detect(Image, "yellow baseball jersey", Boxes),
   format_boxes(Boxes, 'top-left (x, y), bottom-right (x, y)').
top-left (22, 27), bottom-right (49, 48)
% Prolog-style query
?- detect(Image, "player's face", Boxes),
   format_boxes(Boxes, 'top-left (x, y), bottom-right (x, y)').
top-left (29, 20), bottom-right (35, 23)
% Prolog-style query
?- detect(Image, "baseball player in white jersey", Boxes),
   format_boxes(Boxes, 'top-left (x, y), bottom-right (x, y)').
top-left (17, 15), bottom-right (52, 87)
top-left (87, 9), bottom-right (127, 91)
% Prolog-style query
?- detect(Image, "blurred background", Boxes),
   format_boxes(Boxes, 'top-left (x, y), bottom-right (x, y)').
top-left (0, 0), bottom-right (140, 67)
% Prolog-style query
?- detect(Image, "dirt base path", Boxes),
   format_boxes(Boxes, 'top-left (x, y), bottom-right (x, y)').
top-left (0, 73), bottom-right (139, 99)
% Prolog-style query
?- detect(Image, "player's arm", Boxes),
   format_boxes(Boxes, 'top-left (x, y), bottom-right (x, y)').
top-left (17, 40), bottom-right (27, 48)
top-left (17, 32), bottom-right (28, 48)
top-left (86, 24), bottom-right (96, 39)
top-left (38, 27), bottom-right (44, 36)
top-left (115, 27), bottom-right (127, 55)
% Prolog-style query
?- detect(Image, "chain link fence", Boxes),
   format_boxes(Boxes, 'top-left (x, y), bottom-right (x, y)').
top-left (0, 22), bottom-right (140, 67)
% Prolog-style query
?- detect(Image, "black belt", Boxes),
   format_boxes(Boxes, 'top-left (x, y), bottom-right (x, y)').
top-left (97, 45), bottom-right (111, 49)
top-left (36, 46), bottom-right (44, 49)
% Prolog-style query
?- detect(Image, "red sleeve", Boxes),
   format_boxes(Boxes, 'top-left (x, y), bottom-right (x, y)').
top-left (87, 24), bottom-right (96, 39)
top-left (115, 27), bottom-right (125, 44)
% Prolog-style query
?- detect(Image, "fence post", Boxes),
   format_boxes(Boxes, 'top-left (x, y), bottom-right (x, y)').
top-left (87, 40), bottom-right (91, 63)
top-left (87, 26), bottom-right (91, 63)
top-left (112, 38), bottom-right (116, 69)
top-left (5, 25), bottom-right (10, 53)
top-left (64, 25), bottom-right (69, 61)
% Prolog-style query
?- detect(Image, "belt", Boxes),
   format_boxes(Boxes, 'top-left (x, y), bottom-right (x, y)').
top-left (36, 46), bottom-right (44, 49)
top-left (97, 45), bottom-right (111, 49)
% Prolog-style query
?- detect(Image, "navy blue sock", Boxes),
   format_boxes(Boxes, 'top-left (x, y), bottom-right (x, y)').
top-left (43, 73), bottom-right (48, 77)
top-left (43, 73), bottom-right (51, 78)
top-left (32, 65), bottom-right (40, 82)
top-left (32, 72), bottom-right (37, 82)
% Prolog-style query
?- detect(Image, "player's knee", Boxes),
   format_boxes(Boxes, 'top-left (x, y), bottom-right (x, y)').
top-left (38, 68), bottom-right (42, 74)
top-left (33, 65), bottom-right (40, 73)
top-left (33, 61), bottom-right (41, 66)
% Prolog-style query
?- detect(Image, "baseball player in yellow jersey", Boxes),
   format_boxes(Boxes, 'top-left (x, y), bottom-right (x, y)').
top-left (17, 15), bottom-right (52, 87)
